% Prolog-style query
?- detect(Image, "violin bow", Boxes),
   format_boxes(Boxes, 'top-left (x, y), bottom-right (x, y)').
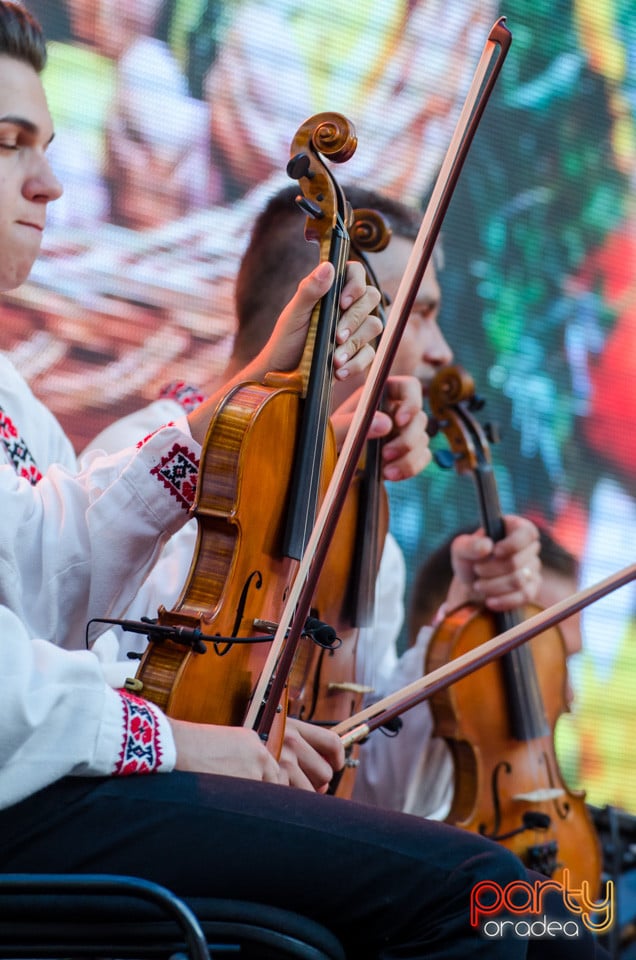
top-left (245, 18), bottom-right (513, 738)
top-left (334, 562), bottom-right (636, 747)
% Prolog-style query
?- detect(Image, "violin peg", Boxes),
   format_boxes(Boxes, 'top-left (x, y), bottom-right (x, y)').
top-left (434, 449), bottom-right (460, 470)
top-left (287, 152), bottom-right (313, 180)
top-left (468, 394), bottom-right (486, 411)
top-left (426, 417), bottom-right (441, 438)
top-left (295, 195), bottom-right (324, 220)
top-left (485, 422), bottom-right (502, 444)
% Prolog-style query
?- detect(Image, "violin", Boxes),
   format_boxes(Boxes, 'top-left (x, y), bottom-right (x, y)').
top-left (244, 17), bottom-right (512, 745)
top-left (424, 364), bottom-right (602, 890)
top-left (130, 112), bottom-right (357, 751)
top-left (327, 207), bottom-right (392, 633)
top-left (288, 208), bottom-right (391, 719)
top-left (287, 208), bottom-right (392, 797)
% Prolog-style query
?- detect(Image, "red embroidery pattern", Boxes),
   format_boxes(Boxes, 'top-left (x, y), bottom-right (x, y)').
top-left (0, 407), bottom-right (43, 484)
top-left (149, 442), bottom-right (199, 510)
top-left (136, 422), bottom-right (175, 449)
top-left (158, 380), bottom-right (206, 413)
top-left (115, 691), bottom-right (163, 775)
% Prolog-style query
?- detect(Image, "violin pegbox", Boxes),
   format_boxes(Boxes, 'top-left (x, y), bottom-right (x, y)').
top-left (286, 112), bottom-right (357, 251)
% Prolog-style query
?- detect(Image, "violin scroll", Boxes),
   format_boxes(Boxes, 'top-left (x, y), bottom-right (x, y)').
top-left (309, 113), bottom-right (358, 163)
top-left (428, 364), bottom-right (475, 413)
top-left (287, 112), bottom-right (357, 250)
top-left (349, 209), bottom-right (392, 255)
top-left (427, 365), bottom-right (490, 477)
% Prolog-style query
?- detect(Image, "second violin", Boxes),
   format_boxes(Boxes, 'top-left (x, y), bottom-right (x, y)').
top-left (425, 364), bottom-right (602, 892)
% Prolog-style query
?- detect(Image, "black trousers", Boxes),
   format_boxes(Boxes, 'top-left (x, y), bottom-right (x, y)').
top-left (0, 772), bottom-right (607, 959)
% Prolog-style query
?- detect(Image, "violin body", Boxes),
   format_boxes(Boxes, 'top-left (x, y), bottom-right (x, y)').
top-left (288, 462), bottom-right (389, 716)
top-left (426, 602), bottom-right (602, 891)
top-left (134, 374), bottom-right (335, 749)
top-left (285, 462), bottom-right (388, 798)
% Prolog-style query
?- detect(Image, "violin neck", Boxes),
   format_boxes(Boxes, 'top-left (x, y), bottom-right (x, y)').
top-left (343, 241), bottom-right (390, 626)
top-left (344, 437), bottom-right (384, 626)
top-left (474, 463), bottom-right (506, 543)
top-left (472, 465), bottom-right (549, 741)
top-left (283, 223), bottom-right (350, 560)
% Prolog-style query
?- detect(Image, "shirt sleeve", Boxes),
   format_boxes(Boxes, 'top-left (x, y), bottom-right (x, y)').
top-left (81, 399), bottom-right (187, 459)
top-left (0, 421), bottom-right (200, 650)
top-left (0, 354), bottom-right (78, 478)
top-left (0, 604), bottom-right (175, 811)
top-left (354, 532), bottom-right (405, 698)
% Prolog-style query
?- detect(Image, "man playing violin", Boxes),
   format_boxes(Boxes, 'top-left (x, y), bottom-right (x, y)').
top-left (0, 4), bottom-right (610, 957)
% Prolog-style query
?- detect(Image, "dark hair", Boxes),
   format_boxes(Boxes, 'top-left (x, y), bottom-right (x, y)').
top-left (0, 1), bottom-right (47, 73)
top-left (407, 524), bottom-right (579, 645)
top-left (535, 525), bottom-right (579, 580)
top-left (231, 183), bottom-right (430, 370)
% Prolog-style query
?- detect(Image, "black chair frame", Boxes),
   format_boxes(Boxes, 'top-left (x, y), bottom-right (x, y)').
top-left (0, 873), bottom-right (346, 960)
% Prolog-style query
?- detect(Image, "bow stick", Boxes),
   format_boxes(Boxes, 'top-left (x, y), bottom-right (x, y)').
top-left (245, 17), bottom-right (512, 737)
top-left (333, 563), bottom-right (636, 747)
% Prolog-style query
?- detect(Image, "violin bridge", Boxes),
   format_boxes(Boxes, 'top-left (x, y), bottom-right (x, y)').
top-left (512, 788), bottom-right (565, 802)
top-left (327, 681), bottom-right (374, 694)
